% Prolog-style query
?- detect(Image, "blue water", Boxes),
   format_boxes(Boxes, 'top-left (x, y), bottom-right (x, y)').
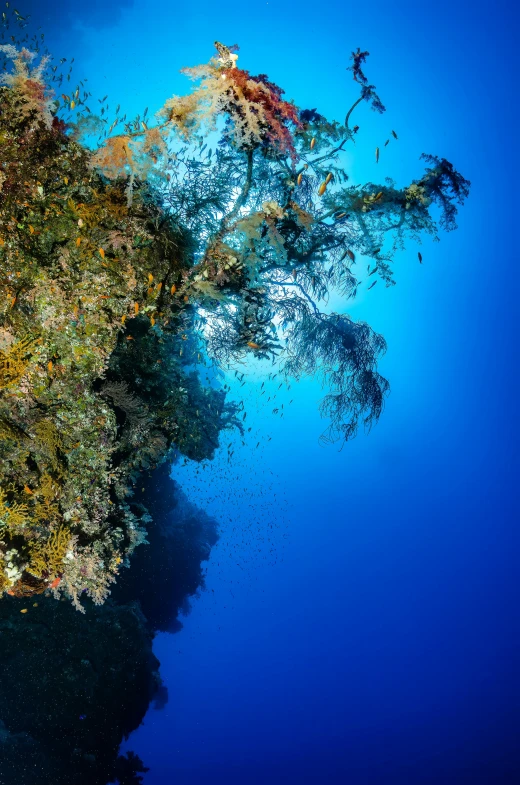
top-left (25, 1), bottom-right (517, 782)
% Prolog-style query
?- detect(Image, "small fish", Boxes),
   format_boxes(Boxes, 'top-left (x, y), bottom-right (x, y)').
top-left (310, 137), bottom-right (316, 150)
top-left (121, 314), bottom-right (126, 324)
top-left (418, 252), bottom-right (422, 263)
top-left (150, 315), bottom-right (155, 326)
top-left (375, 147), bottom-right (379, 163)
top-left (325, 172), bottom-right (333, 185)
top-left (368, 280), bottom-right (377, 290)
top-left (374, 192), bottom-right (383, 201)
top-left (134, 302), bottom-right (139, 314)
top-left (33, 603), bottom-right (38, 607)
top-left (24, 485), bottom-right (33, 494)
top-left (391, 130), bottom-right (398, 139)
top-left (75, 237), bottom-right (81, 247)
top-left (126, 335), bottom-right (134, 340)
top-left (20, 609), bottom-right (28, 614)
top-left (148, 273), bottom-right (154, 283)
top-left (49, 576), bottom-right (61, 589)
top-left (297, 173), bottom-right (303, 186)
top-left (99, 248), bottom-right (105, 259)
top-left (247, 341), bottom-right (260, 349)
top-left (384, 139), bottom-right (390, 147)
top-left (335, 212), bottom-right (347, 220)
top-left (48, 360), bottom-right (53, 373)
top-left (352, 125), bottom-right (359, 134)
top-left (171, 284), bottom-right (176, 295)
top-left (28, 224), bottom-right (35, 234)
top-left (70, 100), bottom-right (75, 109)
top-left (318, 182), bottom-right (327, 196)
top-left (347, 249), bottom-right (355, 262)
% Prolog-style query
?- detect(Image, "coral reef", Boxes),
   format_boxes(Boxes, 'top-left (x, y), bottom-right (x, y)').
top-left (1, 19), bottom-right (468, 609)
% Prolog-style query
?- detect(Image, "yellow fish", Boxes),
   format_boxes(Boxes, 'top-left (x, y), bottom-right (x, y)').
top-left (48, 360), bottom-right (53, 374)
top-left (70, 100), bottom-right (75, 109)
top-left (121, 314), bottom-right (127, 324)
top-left (318, 182), bottom-right (327, 196)
top-left (20, 609), bottom-right (28, 614)
top-left (247, 341), bottom-right (260, 349)
top-left (297, 173), bottom-right (303, 186)
top-left (76, 237), bottom-right (81, 247)
top-left (148, 273), bottom-right (153, 283)
top-left (325, 172), bottom-right (333, 185)
top-left (99, 248), bottom-right (105, 259)
top-left (28, 224), bottom-right (35, 234)
top-left (310, 137), bottom-right (316, 150)
top-left (150, 315), bottom-right (155, 326)
top-left (171, 284), bottom-right (176, 295)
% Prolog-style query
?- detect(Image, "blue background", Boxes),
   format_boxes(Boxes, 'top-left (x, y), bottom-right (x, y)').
top-left (20, 1), bottom-right (518, 782)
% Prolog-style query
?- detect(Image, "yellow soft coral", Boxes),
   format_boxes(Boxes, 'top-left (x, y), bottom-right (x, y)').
top-left (26, 525), bottom-right (71, 579)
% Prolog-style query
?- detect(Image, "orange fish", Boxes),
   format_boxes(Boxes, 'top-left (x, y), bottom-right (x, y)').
top-left (310, 137), bottom-right (316, 150)
top-left (99, 248), bottom-right (105, 259)
top-left (171, 284), bottom-right (176, 295)
top-left (148, 273), bottom-right (154, 283)
top-left (76, 237), bottom-right (81, 247)
top-left (24, 485), bottom-right (33, 494)
top-left (297, 173), bottom-right (303, 186)
top-left (49, 577), bottom-right (61, 589)
top-left (325, 172), bottom-right (333, 185)
top-left (20, 608), bottom-right (28, 614)
top-left (147, 287), bottom-right (154, 297)
top-left (150, 315), bottom-right (155, 326)
top-left (247, 341), bottom-right (260, 349)
top-left (121, 314), bottom-right (127, 324)
top-left (318, 182), bottom-right (327, 196)
top-left (48, 360), bottom-right (53, 373)
top-left (134, 302), bottom-right (139, 314)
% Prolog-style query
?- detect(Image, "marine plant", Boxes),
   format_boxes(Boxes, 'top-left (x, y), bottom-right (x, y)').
top-left (0, 15), bottom-right (469, 607)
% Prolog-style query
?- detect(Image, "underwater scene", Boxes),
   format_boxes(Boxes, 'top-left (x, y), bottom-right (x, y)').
top-left (0, 1), bottom-right (516, 783)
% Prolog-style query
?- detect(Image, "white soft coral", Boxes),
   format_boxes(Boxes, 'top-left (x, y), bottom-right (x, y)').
top-left (0, 45), bottom-right (54, 129)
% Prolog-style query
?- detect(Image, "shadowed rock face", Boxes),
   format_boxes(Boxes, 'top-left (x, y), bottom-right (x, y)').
top-left (0, 596), bottom-right (159, 785)
top-left (111, 462), bottom-right (219, 633)
top-left (0, 466), bottom-right (219, 785)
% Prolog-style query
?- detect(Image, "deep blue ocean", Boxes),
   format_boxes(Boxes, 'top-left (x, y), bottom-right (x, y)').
top-left (16, 1), bottom-right (518, 783)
